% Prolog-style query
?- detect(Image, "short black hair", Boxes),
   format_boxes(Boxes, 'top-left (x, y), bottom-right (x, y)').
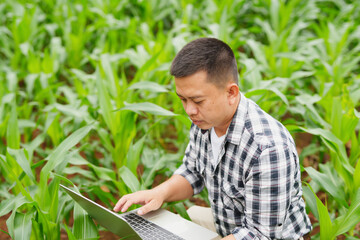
top-left (170, 38), bottom-right (238, 87)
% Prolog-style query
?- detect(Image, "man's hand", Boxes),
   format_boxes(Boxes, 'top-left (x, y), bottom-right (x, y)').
top-left (222, 234), bottom-right (236, 240)
top-left (113, 175), bottom-right (193, 215)
top-left (113, 189), bottom-right (164, 215)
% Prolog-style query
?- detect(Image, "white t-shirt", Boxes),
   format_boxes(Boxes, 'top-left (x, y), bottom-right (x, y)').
top-left (210, 127), bottom-right (226, 165)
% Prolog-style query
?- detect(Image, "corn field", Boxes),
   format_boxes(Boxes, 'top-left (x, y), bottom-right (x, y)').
top-left (0, 0), bottom-right (360, 239)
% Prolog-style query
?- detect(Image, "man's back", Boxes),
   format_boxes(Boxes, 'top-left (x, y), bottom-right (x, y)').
top-left (115, 38), bottom-right (312, 240)
top-left (175, 93), bottom-right (312, 239)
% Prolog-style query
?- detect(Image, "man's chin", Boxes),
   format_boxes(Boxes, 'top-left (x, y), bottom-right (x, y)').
top-left (193, 121), bottom-right (211, 130)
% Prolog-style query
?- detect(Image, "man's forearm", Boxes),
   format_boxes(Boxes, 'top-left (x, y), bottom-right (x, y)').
top-left (154, 174), bottom-right (194, 202)
top-left (114, 174), bottom-right (194, 215)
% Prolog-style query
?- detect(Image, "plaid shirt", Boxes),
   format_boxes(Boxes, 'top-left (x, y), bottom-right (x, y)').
top-left (174, 93), bottom-right (312, 239)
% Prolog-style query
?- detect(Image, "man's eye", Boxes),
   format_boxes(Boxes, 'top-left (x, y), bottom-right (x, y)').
top-left (194, 101), bottom-right (203, 104)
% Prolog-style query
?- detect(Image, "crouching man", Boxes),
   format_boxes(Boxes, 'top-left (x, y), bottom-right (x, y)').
top-left (114, 38), bottom-right (312, 240)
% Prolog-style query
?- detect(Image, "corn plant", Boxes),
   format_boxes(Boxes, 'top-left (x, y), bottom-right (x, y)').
top-left (1, 0), bottom-right (360, 239)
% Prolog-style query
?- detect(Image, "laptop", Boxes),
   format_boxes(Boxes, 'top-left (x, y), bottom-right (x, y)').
top-left (60, 184), bottom-right (219, 240)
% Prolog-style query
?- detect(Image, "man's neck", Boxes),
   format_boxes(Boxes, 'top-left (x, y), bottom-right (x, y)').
top-left (213, 94), bottom-right (241, 137)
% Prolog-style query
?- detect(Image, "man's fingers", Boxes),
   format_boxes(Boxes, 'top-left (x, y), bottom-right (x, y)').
top-left (137, 199), bottom-right (161, 215)
top-left (113, 197), bottom-right (126, 212)
top-left (137, 206), bottom-right (147, 215)
top-left (114, 195), bottom-right (136, 212)
top-left (120, 199), bottom-right (135, 212)
top-left (114, 193), bottom-right (146, 212)
top-left (113, 190), bottom-right (162, 214)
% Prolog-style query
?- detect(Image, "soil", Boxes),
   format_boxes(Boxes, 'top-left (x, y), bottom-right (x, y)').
top-left (0, 213), bottom-right (11, 240)
top-left (1, 131), bottom-right (358, 239)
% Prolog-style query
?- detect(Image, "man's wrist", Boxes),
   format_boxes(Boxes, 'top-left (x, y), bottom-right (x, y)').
top-left (153, 182), bottom-right (169, 202)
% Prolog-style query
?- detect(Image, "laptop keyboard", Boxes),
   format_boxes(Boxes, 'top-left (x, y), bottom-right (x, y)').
top-left (122, 213), bottom-right (184, 240)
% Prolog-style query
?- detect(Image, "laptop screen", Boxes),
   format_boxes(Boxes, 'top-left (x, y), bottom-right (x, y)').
top-left (60, 184), bottom-right (141, 240)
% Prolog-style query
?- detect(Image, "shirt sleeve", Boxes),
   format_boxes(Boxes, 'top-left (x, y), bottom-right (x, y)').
top-left (231, 144), bottom-right (296, 240)
top-left (173, 124), bottom-right (205, 195)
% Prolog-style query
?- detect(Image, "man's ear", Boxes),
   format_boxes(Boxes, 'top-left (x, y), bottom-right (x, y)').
top-left (227, 83), bottom-right (239, 105)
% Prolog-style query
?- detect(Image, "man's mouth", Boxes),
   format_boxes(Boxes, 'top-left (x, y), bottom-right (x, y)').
top-left (192, 119), bottom-right (203, 124)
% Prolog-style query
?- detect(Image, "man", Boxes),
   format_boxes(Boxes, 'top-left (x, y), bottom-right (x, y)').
top-left (114, 38), bottom-right (312, 239)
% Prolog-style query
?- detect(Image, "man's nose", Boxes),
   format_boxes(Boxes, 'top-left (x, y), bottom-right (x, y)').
top-left (184, 102), bottom-right (198, 116)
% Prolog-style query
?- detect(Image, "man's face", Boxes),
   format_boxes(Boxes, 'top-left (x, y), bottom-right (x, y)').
top-left (175, 71), bottom-right (234, 132)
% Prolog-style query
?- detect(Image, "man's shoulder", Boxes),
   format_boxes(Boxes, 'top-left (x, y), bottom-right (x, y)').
top-left (243, 99), bottom-right (294, 149)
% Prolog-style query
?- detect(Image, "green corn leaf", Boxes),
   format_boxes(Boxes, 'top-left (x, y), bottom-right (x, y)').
top-left (0, 229), bottom-right (9, 236)
top-left (302, 185), bottom-right (319, 220)
top-left (0, 93), bottom-right (14, 126)
top-left (143, 153), bottom-right (179, 187)
top-left (99, 54), bottom-right (117, 97)
top-left (63, 166), bottom-right (96, 180)
top-left (0, 155), bottom-right (33, 200)
top-left (6, 70), bottom-right (17, 92)
top-left (96, 127), bottom-right (115, 153)
top-left (13, 211), bottom-right (33, 240)
top-left (245, 88), bottom-right (289, 106)
top-left (30, 214), bottom-right (42, 239)
top-left (290, 71), bottom-right (314, 80)
top-left (241, 58), bottom-right (262, 88)
top-left (38, 124), bottom-right (93, 210)
top-left (57, 194), bottom-right (71, 224)
top-left (67, 154), bottom-right (89, 165)
top-left (305, 167), bottom-right (347, 207)
top-left (43, 111), bottom-right (58, 133)
top-left (118, 166), bottom-right (141, 193)
top-left (0, 152), bottom-right (20, 185)
top-left (270, 0), bottom-right (280, 34)
top-left (64, 224), bottom-right (77, 240)
top-left (333, 188), bottom-right (360, 236)
top-left (132, 50), bottom-right (162, 83)
top-left (89, 186), bottom-right (117, 209)
top-left (45, 214), bottom-right (60, 239)
top-left (41, 124), bottom-right (94, 177)
top-left (72, 202), bottom-right (98, 239)
top-left (54, 103), bottom-right (89, 119)
top-left (171, 202), bottom-right (191, 221)
top-left (344, 237), bottom-right (360, 240)
top-left (7, 147), bottom-right (35, 182)
top-left (175, 114), bottom-right (192, 129)
top-left (117, 102), bottom-right (176, 116)
top-left (304, 182), bottom-right (333, 239)
top-left (296, 93), bottom-right (321, 105)
top-left (317, 197), bottom-right (333, 240)
top-left (18, 119), bottom-right (36, 129)
top-left (302, 103), bottom-right (331, 129)
top-left (354, 109), bottom-right (360, 119)
top-left (246, 40), bottom-right (268, 69)
top-left (124, 45), bottom-right (151, 69)
top-left (34, 203), bottom-right (58, 238)
top-left (48, 179), bottom-right (60, 223)
top-left (89, 164), bottom-right (116, 182)
top-left (128, 81), bottom-right (168, 93)
top-left (268, 87), bottom-right (289, 105)
top-left (354, 159), bottom-right (360, 191)
top-left (53, 173), bottom-right (79, 192)
top-left (0, 194), bottom-right (31, 217)
top-left (96, 69), bottom-right (116, 135)
top-left (71, 69), bottom-right (96, 82)
top-left (301, 128), bottom-right (353, 174)
top-left (7, 98), bottom-right (20, 149)
top-left (6, 209), bottom-right (16, 239)
top-left (126, 135), bottom-right (146, 175)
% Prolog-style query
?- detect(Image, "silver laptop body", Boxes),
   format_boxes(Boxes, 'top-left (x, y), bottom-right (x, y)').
top-left (60, 184), bottom-right (219, 240)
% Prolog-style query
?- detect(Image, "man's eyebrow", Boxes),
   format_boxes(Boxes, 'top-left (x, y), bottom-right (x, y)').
top-left (176, 93), bottom-right (204, 99)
